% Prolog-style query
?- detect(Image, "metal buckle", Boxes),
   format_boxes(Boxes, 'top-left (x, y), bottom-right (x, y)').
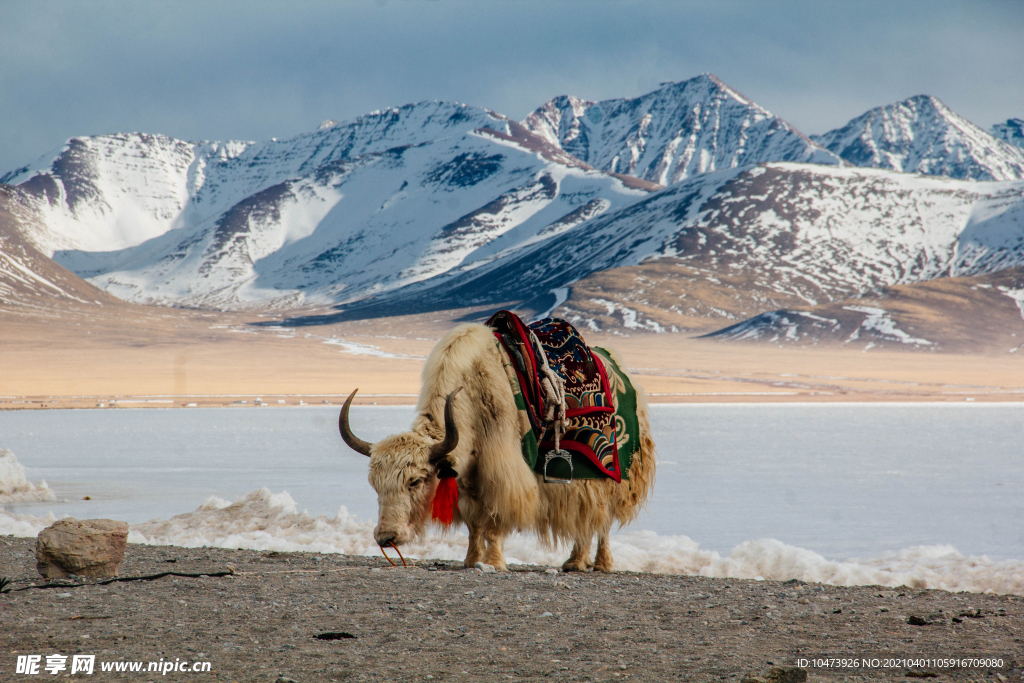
top-left (543, 449), bottom-right (573, 484)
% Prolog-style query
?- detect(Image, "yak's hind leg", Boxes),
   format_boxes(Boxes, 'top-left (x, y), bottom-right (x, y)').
top-left (593, 519), bottom-right (614, 572)
top-left (562, 535), bottom-right (594, 572)
top-left (464, 521), bottom-right (486, 568)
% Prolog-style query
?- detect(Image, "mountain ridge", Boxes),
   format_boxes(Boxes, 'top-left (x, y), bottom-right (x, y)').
top-left (992, 118), bottom-right (1024, 150)
top-left (3, 102), bottom-right (654, 310)
top-left (813, 95), bottom-right (1024, 181)
top-left (2, 77), bottom-right (1024, 352)
top-left (280, 162), bottom-right (1024, 335)
top-left (521, 73), bottom-right (843, 185)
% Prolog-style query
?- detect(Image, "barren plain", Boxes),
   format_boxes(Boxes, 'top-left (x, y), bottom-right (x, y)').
top-left (3, 298), bottom-right (1024, 409)
top-left (1, 538), bottom-right (1021, 683)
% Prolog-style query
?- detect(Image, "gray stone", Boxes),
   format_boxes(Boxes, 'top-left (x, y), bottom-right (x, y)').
top-left (742, 667), bottom-right (808, 683)
top-left (36, 517), bottom-right (128, 579)
top-left (767, 667), bottom-right (808, 683)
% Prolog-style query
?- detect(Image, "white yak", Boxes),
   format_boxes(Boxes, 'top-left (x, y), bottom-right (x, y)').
top-left (339, 322), bottom-right (656, 571)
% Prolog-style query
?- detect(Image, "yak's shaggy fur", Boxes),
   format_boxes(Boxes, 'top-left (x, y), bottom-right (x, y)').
top-left (363, 323), bottom-right (656, 572)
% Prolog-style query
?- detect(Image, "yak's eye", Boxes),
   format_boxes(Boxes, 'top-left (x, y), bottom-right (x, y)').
top-left (408, 478), bottom-right (424, 489)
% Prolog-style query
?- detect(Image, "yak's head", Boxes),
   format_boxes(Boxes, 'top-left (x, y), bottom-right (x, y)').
top-left (339, 387), bottom-right (460, 548)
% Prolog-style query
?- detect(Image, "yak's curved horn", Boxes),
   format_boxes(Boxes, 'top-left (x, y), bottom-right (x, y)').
top-left (339, 389), bottom-right (374, 457)
top-left (428, 387), bottom-right (462, 463)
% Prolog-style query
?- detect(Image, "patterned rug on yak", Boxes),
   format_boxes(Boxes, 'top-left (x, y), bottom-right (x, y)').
top-left (486, 310), bottom-right (640, 483)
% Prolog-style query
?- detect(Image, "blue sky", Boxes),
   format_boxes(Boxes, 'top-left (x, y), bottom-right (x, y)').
top-left (1, 0), bottom-right (1022, 174)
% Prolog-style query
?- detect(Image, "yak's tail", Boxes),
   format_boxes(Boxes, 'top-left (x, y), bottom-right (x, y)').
top-left (604, 346), bottom-right (657, 526)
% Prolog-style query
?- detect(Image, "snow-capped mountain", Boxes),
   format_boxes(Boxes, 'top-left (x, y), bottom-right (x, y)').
top-left (329, 162), bottom-right (1024, 330)
top-left (521, 74), bottom-right (843, 186)
top-left (4, 80), bottom-right (1024, 339)
top-left (1, 102), bottom-right (650, 308)
top-left (992, 118), bottom-right (1024, 150)
top-left (813, 96), bottom-right (1024, 181)
top-left (0, 101), bottom-right (510, 256)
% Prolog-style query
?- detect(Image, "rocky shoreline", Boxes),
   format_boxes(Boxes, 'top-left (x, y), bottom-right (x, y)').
top-left (1, 537), bottom-right (1020, 682)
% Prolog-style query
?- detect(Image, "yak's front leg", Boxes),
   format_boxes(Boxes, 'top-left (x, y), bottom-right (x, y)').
top-left (593, 519), bottom-right (614, 573)
top-left (464, 521), bottom-right (486, 568)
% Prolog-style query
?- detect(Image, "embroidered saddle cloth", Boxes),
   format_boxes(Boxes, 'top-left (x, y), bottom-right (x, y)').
top-left (486, 310), bottom-right (640, 482)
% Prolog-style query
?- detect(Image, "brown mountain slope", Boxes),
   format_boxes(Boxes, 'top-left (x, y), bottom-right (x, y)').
top-left (0, 185), bottom-right (120, 307)
top-left (704, 268), bottom-right (1024, 353)
top-left (548, 258), bottom-right (814, 334)
top-left (542, 259), bottom-right (1024, 353)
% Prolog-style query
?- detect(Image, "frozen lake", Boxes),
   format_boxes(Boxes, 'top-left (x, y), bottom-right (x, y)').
top-left (2, 403), bottom-right (1022, 563)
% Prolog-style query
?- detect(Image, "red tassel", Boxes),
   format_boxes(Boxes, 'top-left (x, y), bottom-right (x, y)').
top-left (431, 476), bottom-right (458, 527)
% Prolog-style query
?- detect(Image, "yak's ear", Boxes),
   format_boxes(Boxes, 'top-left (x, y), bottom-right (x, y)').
top-left (434, 458), bottom-right (458, 480)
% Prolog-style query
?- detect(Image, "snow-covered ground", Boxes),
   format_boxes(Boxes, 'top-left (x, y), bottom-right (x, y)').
top-left (2, 404), bottom-right (1022, 593)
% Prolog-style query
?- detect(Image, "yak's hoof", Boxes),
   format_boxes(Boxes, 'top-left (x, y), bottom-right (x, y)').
top-left (561, 560), bottom-right (592, 573)
top-left (593, 561), bottom-right (613, 573)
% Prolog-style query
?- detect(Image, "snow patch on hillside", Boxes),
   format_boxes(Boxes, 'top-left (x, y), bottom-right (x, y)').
top-left (707, 311), bottom-right (840, 342)
top-left (321, 338), bottom-right (425, 360)
top-left (999, 287), bottom-right (1024, 322)
top-left (843, 306), bottom-right (931, 346)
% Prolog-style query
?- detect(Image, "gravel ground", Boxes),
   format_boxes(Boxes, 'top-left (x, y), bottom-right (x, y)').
top-left (1, 537), bottom-right (1021, 682)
